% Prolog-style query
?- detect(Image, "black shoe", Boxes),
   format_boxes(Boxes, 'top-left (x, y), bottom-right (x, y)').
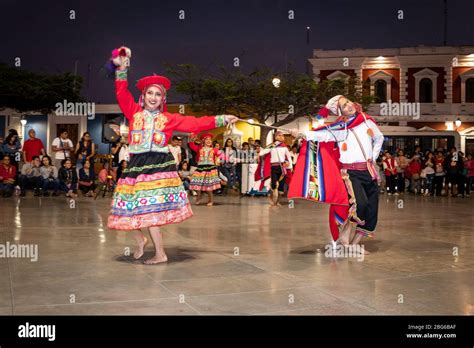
top-left (34, 190), bottom-right (41, 197)
top-left (43, 191), bottom-right (50, 197)
top-left (20, 191), bottom-right (26, 197)
top-left (52, 191), bottom-right (59, 197)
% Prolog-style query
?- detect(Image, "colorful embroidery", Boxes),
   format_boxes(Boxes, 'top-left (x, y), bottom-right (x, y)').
top-left (215, 115), bottom-right (226, 127)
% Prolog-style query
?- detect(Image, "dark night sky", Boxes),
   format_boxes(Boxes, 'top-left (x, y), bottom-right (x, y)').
top-left (1, 0), bottom-right (474, 103)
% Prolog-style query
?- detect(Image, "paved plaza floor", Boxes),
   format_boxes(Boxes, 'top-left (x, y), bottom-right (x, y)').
top-left (0, 193), bottom-right (472, 315)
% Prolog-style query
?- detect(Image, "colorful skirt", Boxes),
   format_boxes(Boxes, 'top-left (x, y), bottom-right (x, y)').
top-left (189, 164), bottom-right (221, 191)
top-left (107, 152), bottom-right (193, 231)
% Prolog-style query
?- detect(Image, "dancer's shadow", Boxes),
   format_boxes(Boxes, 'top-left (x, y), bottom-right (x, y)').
top-left (114, 246), bottom-right (228, 264)
top-left (115, 247), bottom-right (196, 264)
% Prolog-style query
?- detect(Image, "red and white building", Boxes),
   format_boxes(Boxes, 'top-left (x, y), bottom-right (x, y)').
top-left (308, 45), bottom-right (474, 154)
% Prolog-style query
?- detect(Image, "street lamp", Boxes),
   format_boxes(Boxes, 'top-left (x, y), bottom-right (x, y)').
top-left (272, 77), bottom-right (281, 88)
top-left (455, 118), bottom-right (462, 128)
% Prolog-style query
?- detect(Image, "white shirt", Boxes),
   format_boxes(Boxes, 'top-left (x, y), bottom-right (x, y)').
top-left (119, 145), bottom-right (130, 163)
top-left (305, 118), bottom-right (384, 164)
top-left (259, 143), bottom-right (293, 170)
top-left (52, 137), bottom-right (74, 160)
top-left (168, 145), bottom-right (181, 164)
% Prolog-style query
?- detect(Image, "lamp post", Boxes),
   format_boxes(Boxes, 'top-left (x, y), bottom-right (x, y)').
top-left (455, 118), bottom-right (462, 128)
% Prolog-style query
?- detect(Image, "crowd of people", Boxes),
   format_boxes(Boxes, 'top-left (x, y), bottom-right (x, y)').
top-left (377, 146), bottom-right (473, 198)
top-left (1, 127), bottom-right (473, 200)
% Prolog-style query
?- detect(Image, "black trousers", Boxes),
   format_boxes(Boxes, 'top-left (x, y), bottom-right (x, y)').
top-left (270, 165), bottom-right (285, 191)
top-left (385, 175), bottom-right (396, 194)
top-left (347, 170), bottom-right (379, 233)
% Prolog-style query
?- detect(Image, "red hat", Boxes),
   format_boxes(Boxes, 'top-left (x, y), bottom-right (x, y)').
top-left (136, 75), bottom-right (171, 92)
top-left (200, 133), bottom-right (214, 141)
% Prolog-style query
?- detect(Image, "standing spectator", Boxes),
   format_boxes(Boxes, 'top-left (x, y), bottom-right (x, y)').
top-left (22, 129), bottom-right (45, 163)
top-left (444, 147), bottom-right (460, 197)
top-left (111, 138), bottom-right (124, 168)
top-left (168, 135), bottom-right (182, 168)
top-left (78, 158), bottom-right (96, 197)
top-left (395, 150), bottom-right (409, 194)
top-left (58, 158), bottom-right (78, 198)
top-left (2, 132), bottom-right (21, 169)
top-left (222, 138), bottom-right (238, 191)
top-left (456, 152), bottom-right (466, 198)
top-left (177, 137), bottom-right (187, 163)
top-left (408, 155), bottom-right (422, 194)
top-left (0, 155), bottom-right (17, 197)
top-left (40, 155), bottom-right (59, 196)
top-left (376, 155), bottom-right (386, 194)
top-left (383, 152), bottom-right (398, 195)
top-left (74, 132), bottom-right (96, 171)
top-left (422, 152), bottom-right (435, 196)
top-left (19, 155), bottom-right (42, 196)
top-left (247, 137), bottom-right (256, 150)
top-left (290, 145), bottom-right (299, 168)
top-left (433, 151), bottom-right (446, 196)
top-left (52, 129), bottom-right (74, 169)
top-left (414, 146), bottom-right (424, 161)
top-left (464, 154), bottom-right (474, 197)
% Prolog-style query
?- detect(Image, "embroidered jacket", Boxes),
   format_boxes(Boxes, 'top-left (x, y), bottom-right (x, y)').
top-left (188, 142), bottom-right (220, 166)
top-left (115, 70), bottom-right (227, 155)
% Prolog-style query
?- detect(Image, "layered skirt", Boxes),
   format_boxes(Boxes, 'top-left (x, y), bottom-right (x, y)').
top-left (107, 152), bottom-right (193, 231)
top-left (189, 164), bottom-right (221, 191)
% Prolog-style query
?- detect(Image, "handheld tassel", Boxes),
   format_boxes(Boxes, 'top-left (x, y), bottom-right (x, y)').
top-left (341, 143), bottom-right (348, 151)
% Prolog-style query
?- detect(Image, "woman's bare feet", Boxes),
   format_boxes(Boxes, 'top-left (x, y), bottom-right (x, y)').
top-left (195, 200), bottom-right (201, 205)
top-left (338, 223), bottom-right (352, 246)
top-left (134, 237), bottom-right (148, 259)
top-left (143, 254), bottom-right (168, 265)
top-left (207, 201), bottom-right (214, 206)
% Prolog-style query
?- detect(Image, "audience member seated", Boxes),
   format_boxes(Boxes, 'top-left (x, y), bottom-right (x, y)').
top-left (0, 155), bottom-right (17, 197)
top-left (40, 155), bottom-right (60, 196)
top-left (58, 158), bottom-right (78, 198)
top-left (78, 159), bottom-right (96, 197)
top-left (18, 155), bottom-right (42, 196)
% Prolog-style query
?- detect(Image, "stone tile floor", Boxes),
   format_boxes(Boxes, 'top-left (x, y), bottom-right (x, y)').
top-left (0, 193), bottom-right (472, 315)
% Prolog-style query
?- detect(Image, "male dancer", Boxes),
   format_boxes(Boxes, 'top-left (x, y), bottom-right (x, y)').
top-left (290, 95), bottom-right (383, 251)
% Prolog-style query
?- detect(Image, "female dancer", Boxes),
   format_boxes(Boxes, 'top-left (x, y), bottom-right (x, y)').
top-left (188, 133), bottom-right (222, 206)
top-left (107, 47), bottom-right (238, 264)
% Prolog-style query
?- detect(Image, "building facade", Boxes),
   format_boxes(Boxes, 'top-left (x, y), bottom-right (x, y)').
top-left (308, 46), bottom-right (474, 154)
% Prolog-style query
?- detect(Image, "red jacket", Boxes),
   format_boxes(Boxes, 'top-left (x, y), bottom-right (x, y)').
top-left (383, 158), bottom-right (396, 176)
top-left (188, 142), bottom-right (220, 165)
top-left (0, 164), bottom-right (16, 182)
top-left (408, 161), bottom-right (422, 176)
top-left (115, 78), bottom-right (226, 154)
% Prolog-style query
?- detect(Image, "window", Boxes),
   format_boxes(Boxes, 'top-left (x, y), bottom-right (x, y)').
top-left (419, 78), bottom-right (433, 103)
top-left (466, 78), bottom-right (474, 103)
top-left (374, 79), bottom-right (387, 102)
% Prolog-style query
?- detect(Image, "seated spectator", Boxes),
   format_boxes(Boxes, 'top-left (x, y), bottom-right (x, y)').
top-left (78, 159), bottom-right (96, 197)
top-left (98, 161), bottom-right (116, 192)
top-left (178, 160), bottom-right (192, 192)
top-left (18, 155), bottom-right (42, 196)
top-left (0, 155), bottom-right (17, 197)
top-left (2, 132), bottom-right (21, 170)
top-left (58, 158), bottom-right (78, 198)
top-left (40, 155), bottom-right (59, 196)
top-left (116, 159), bottom-right (128, 180)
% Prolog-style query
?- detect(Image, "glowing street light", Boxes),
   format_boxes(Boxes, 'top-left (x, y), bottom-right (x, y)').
top-left (272, 77), bottom-right (281, 88)
top-left (455, 118), bottom-right (462, 127)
